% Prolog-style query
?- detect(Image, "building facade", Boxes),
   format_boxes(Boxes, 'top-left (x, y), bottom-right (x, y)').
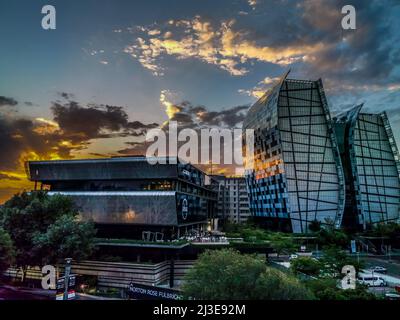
top-left (27, 156), bottom-right (217, 239)
top-left (243, 72), bottom-right (345, 233)
top-left (333, 105), bottom-right (400, 230)
top-left (212, 175), bottom-right (251, 224)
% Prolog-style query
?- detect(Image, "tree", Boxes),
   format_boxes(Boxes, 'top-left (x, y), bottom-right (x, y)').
top-left (268, 233), bottom-right (297, 257)
top-left (182, 248), bottom-right (314, 300)
top-left (0, 227), bottom-right (15, 278)
top-left (316, 228), bottom-right (349, 248)
top-left (370, 222), bottom-right (400, 243)
top-left (319, 245), bottom-right (364, 277)
top-left (254, 267), bottom-right (314, 300)
top-left (223, 222), bottom-right (270, 242)
top-left (305, 277), bottom-right (376, 300)
top-left (308, 220), bottom-right (322, 233)
top-left (290, 257), bottom-right (321, 276)
top-left (32, 215), bottom-right (96, 265)
top-left (0, 191), bottom-right (96, 282)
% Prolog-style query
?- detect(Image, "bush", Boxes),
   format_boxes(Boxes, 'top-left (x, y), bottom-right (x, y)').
top-left (319, 245), bottom-right (364, 276)
top-left (305, 277), bottom-right (376, 300)
top-left (290, 257), bottom-right (321, 276)
top-left (316, 228), bottom-right (349, 248)
top-left (0, 227), bottom-right (15, 276)
top-left (182, 248), bottom-right (314, 300)
top-left (255, 268), bottom-right (315, 300)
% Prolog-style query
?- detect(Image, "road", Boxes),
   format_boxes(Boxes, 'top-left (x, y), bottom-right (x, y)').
top-left (0, 285), bottom-right (122, 300)
top-left (0, 286), bottom-right (51, 300)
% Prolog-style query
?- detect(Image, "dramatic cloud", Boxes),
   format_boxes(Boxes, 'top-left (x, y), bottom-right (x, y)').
top-left (118, 90), bottom-right (249, 165)
top-left (248, 0), bottom-right (258, 10)
top-left (123, 15), bottom-right (324, 76)
top-left (52, 100), bottom-right (158, 140)
top-left (0, 96), bottom-right (18, 107)
top-left (117, 0), bottom-right (400, 98)
top-left (239, 76), bottom-right (281, 98)
top-left (0, 115), bottom-right (67, 173)
top-left (296, 0), bottom-right (400, 89)
top-left (159, 90), bottom-right (249, 128)
top-left (0, 95), bottom-right (159, 202)
top-left (58, 92), bottom-right (75, 100)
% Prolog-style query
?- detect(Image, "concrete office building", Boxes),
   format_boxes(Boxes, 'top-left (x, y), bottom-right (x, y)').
top-left (243, 72), bottom-right (345, 233)
top-left (212, 175), bottom-right (251, 224)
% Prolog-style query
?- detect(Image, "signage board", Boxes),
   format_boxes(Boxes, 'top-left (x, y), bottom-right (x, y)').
top-left (182, 198), bottom-right (188, 220)
top-left (56, 274), bottom-right (76, 300)
top-left (127, 282), bottom-right (183, 300)
top-left (351, 240), bottom-right (357, 253)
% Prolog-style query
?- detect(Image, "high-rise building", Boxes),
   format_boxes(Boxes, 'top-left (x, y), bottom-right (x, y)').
top-left (333, 105), bottom-right (400, 230)
top-left (243, 72), bottom-right (345, 233)
top-left (212, 175), bottom-right (251, 224)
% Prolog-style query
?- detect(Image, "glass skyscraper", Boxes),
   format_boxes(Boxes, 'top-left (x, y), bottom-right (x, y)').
top-left (333, 105), bottom-right (400, 230)
top-left (243, 72), bottom-right (345, 233)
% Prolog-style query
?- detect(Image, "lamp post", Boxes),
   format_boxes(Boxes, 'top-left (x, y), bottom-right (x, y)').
top-left (63, 258), bottom-right (72, 300)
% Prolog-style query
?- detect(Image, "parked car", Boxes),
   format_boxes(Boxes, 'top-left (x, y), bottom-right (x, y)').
top-left (385, 293), bottom-right (400, 300)
top-left (357, 275), bottom-right (387, 287)
top-left (370, 266), bottom-right (387, 274)
top-left (289, 254), bottom-right (298, 261)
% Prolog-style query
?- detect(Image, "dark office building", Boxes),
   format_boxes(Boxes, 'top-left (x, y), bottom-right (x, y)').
top-left (333, 105), bottom-right (400, 230)
top-left (243, 71), bottom-right (345, 233)
top-left (27, 156), bottom-right (217, 239)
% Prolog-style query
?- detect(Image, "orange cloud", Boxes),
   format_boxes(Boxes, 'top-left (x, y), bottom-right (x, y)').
top-left (238, 76), bottom-right (281, 99)
top-left (124, 16), bottom-right (325, 76)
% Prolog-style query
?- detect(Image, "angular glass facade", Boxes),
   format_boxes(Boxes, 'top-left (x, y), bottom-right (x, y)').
top-left (243, 72), bottom-right (345, 233)
top-left (333, 106), bottom-right (400, 229)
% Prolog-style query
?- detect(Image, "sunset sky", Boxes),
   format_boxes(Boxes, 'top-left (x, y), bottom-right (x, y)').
top-left (1, 0), bottom-right (400, 203)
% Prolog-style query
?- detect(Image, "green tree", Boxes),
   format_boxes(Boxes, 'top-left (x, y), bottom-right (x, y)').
top-left (290, 257), bottom-right (321, 276)
top-left (254, 267), bottom-right (314, 300)
top-left (32, 215), bottom-right (96, 265)
top-left (369, 222), bottom-right (400, 244)
top-left (224, 222), bottom-right (270, 242)
top-left (182, 248), bottom-right (313, 300)
top-left (306, 277), bottom-right (376, 300)
top-left (316, 228), bottom-right (349, 248)
top-left (319, 245), bottom-right (364, 277)
top-left (308, 220), bottom-right (322, 233)
top-left (0, 191), bottom-right (96, 282)
top-left (0, 227), bottom-right (15, 278)
top-left (268, 233), bottom-right (297, 257)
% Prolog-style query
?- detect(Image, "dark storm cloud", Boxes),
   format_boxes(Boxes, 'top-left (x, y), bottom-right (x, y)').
top-left (0, 115), bottom-right (69, 172)
top-left (117, 141), bottom-right (148, 156)
top-left (0, 96), bottom-right (18, 107)
top-left (57, 92), bottom-right (75, 100)
top-left (128, 120), bottom-right (159, 130)
top-left (51, 100), bottom-right (158, 140)
top-left (319, 4), bottom-right (395, 80)
top-left (300, 0), bottom-right (400, 87)
top-left (118, 101), bottom-right (250, 156)
top-left (0, 96), bottom-right (159, 175)
top-left (234, 0), bottom-right (400, 88)
top-left (167, 101), bottom-right (249, 129)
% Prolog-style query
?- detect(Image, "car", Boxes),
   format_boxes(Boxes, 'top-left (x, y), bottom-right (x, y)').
top-left (385, 293), bottom-right (400, 300)
top-left (357, 275), bottom-right (387, 287)
top-left (370, 266), bottom-right (387, 274)
top-left (289, 254), bottom-right (298, 261)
